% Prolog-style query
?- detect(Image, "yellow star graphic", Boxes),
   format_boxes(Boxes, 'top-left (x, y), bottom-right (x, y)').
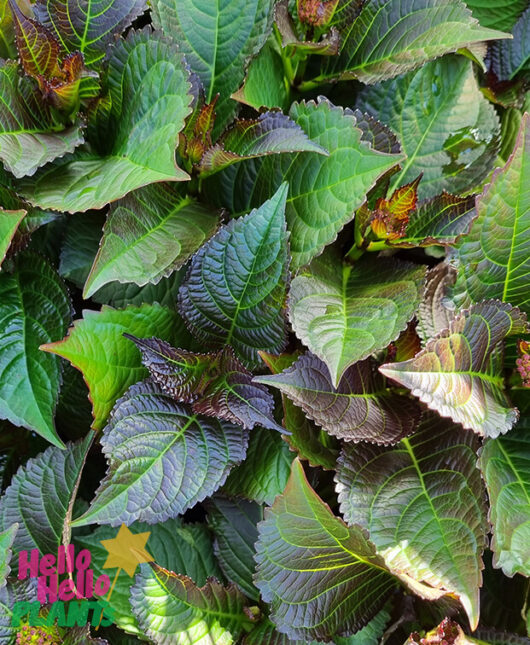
top-left (100, 524), bottom-right (154, 578)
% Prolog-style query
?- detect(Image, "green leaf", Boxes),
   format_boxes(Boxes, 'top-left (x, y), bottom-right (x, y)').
top-left (416, 263), bottom-right (458, 344)
top-left (0, 524), bottom-right (17, 589)
top-left (450, 112), bottom-right (530, 315)
top-left (380, 301), bottom-right (528, 437)
top-left (480, 424), bottom-right (530, 577)
top-left (242, 619), bottom-right (308, 645)
top-left (356, 56), bottom-right (500, 199)
top-left (199, 111), bottom-right (327, 175)
top-left (490, 7), bottom-right (530, 80)
top-left (14, 29), bottom-right (192, 212)
top-left (92, 272), bottom-right (185, 309)
top-left (41, 303), bottom-right (189, 430)
top-left (254, 458), bottom-right (396, 641)
top-left (0, 0), bottom-right (22, 58)
top-left (83, 184), bottom-right (218, 298)
top-left (179, 183), bottom-right (290, 366)
top-left (0, 61), bottom-right (84, 179)
top-left (207, 496), bottom-right (263, 600)
top-left (288, 253), bottom-right (426, 387)
top-left (72, 380), bottom-right (248, 526)
top-left (34, 0), bottom-right (147, 67)
top-left (256, 353), bottom-right (420, 444)
top-left (322, 0), bottom-right (509, 84)
top-left (206, 98), bottom-right (404, 269)
top-left (0, 208), bottom-right (25, 268)
top-left (222, 428), bottom-right (293, 504)
top-left (464, 0), bottom-right (527, 31)
top-left (151, 0), bottom-right (275, 136)
top-left (0, 433), bottom-right (93, 555)
top-left (334, 605), bottom-right (392, 645)
top-left (59, 211), bottom-right (105, 288)
top-left (0, 579), bottom-right (37, 643)
top-left (77, 519), bottom-right (222, 636)
top-left (336, 414), bottom-right (487, 629)
top-left (131, 563), bottom-right (254, 645)
top-left (125, 336), bottom-right (283, 432)
top-left (0, 253), bottom-right (71, 447)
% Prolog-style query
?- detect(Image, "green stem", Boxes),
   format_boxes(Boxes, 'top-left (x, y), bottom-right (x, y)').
top-left (296, 76), bottom-right (326, 92)
top-left (366, 240), bottom-right (389, 252)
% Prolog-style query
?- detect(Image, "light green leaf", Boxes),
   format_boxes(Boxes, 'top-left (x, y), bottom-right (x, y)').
top-left (0, 61), bottom-right (84, 179)
top-left (206, 98), bottom-right (404, 269)
top-left (463, 0), bottom-right (527, 31)
top-left (254, 458), bottom-right (396, 641)
top-left (0, 253), bottom-right (71, 447)
top-left (289, 253), bottom-right (426, 387)
top-left (34, 0), bottom-right (147, 67)
top-left (179, 183), bottom-right (289, 366)
top-left (207, 496), bottom-right (263, 600)
top-left (480, 423), bottom-right (530, 577)
top-left (356, 56), bottom-right (500, 199)
top-left (0, 524), bottom-right (17, 589)
top-left (0, 208), bottom-right (25, 268)
top-left (0, 433), bottom-right (93, 555)
top-left (77, 519), bottom-right (222, 636)
top-left (380, 301), bottom-right (528, 437)
top-left (222, 428), bottom-right (294, 504)
top-left (151, 0), bottom-right (275, 136)
top-left (336, 414), bottom-right (487, 629)
top-left (73, 381), bottom-right (248, 526)
top-left (323, 0), bottom-right (510, 84)
top-left (450, 112), bottom-right (530, 315)
top-left (41, 303), bottom-right (191, 430)
top-left (83, 184), bottom-right (218, 298)
top-left (131, 563), bottom-right (254, 645)
top-left (14, 29), bottom-right (192, 212)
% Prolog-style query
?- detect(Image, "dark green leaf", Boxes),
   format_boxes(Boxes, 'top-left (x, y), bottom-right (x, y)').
top-left (59, 211), bottom-right (105, 288)
top-left (336, 414), bottom-right (487, 628)
top-left (92, 273), bottom-right (185, 309)
top-left (151, 0), bottom-right (275, 135)
top-left (490, 6), bottom-right (530, 80)
top-left (207, 496), bottom-right (263, 600)
top-left (130, 563), bottom-right (254, 645)
top-left (34, 0), bottom-right (147, 67)
top-left (356, 56), bottom-right (500, 199)
top-left (288, 253), bottom-right (426, 387)
top-left (41, 303), bottom-right (189, 430)
top-left (464, 0), bottom-right (527, 31)
top-left (72, 381), bottom-right (248, 526)
top-left (83, 184), bottom-right (218, 298)
top-left (0, 433), bottom-right (93, 555)
top-left (451, 112), bottom-right (530, 315)
top-left (254, 458), bottom-right (396, 641)
top-left (380, 301), bottom-right (528, 437)
top-left (179, 183), bottom-right (290, 366)
top-left (334, 605), bottom-right (392, 645)
top-left (0, 61), bottom-right (84, 178)
top-left (256, 353), bottom-right (420, 444)
top-left (0, 253), bottom-right (71, 447)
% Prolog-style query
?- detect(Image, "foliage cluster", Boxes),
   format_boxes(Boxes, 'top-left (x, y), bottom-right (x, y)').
top-left (0, 0), bottom-right (529, 643)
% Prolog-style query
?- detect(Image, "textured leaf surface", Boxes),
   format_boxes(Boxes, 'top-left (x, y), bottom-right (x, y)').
top-left (289, 254), bottom-right (425, 386)
top-left (334, 605), bottom-right (392, 645)
top-left (0, 579), bottom-right (37, 643)
top-left (35, 0), bottom-right (147, 66)
top-left (151, 0), bottom-right (274, 135)
top-left (480, 424), bottom-right (530, 577)
top-left (222, 428), bottom-right (293, 504)
top-left (323, 0), bottom-right (508, 84)
top-left (126, 336), bottom-right (282, 432)
top-left (0, 524), bottom-right (16, 589)
top-left (256, 353), bottom-right (420, 444)
top-left (417, 263), bottom-right (458, 343)
top-left (380, 301), bottom-right (528, 437)
top-left (0, 61), bottom-right (83, 178)
top-left (41, 304), bottom-right (188, 430)
top-left (357, 57), bottom-right (500, 199)
top-left (254, 458), bottom-right (396, 641)
top-left (490, 6), bottom-right (530, 80)
top-left (15, 29), bottom-right (192, 212)
top-left (0, 253), bottom-right (71, 447)
top-left (0, 208), bottom-right (25, 267)
top-left (451, 113), bottom-right (530, 315)
top-left (200, 111), bottom-right (326, 174)
top-left (179, 184), bottom-right (289, 366)
top-left (83, 184), bottom-right (218, 298)
top-left (0, 433), bottom-right (92, 555)
top-left (207, 496), bottom-right (263, 600)
top-left (78, 519), bottom-right (222, 636)
top-left (207, 99), bottom-right (403, 269)
top-left (464, 0), bottom-right (527, 31)
top-left (73, 381), bottom-right (248, 526)
top-left (336, 414), bottom-right (487, 628)
top-left (131, 563), bottom-right (254, 645)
